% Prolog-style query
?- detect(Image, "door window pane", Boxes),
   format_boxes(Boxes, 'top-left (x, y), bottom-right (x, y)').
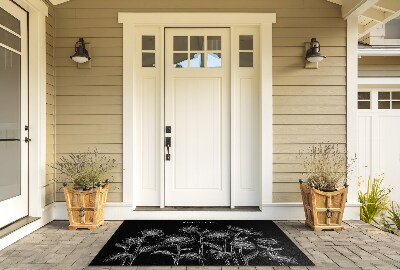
top-left (173, 53), bottom-right (188, 68)
top-left (142, 53), bottom-right (155, 67)
top-left (358, 92), bottom-right (370, 100)
top-left (207, 36), bottom-right (221, 50)
top-left (378, 92), bottom-right (390, 100)
top-left (0, 47), bottom-right (21, 202)
top-left (142, 35), bottom-right (155, 50)
top-left (392, 92), bottom-right (400, 100)
top-left (239, 52), bottom-right (253, 67)
top-left (378, 101), bottom-right (390, 109)
top-left (207, 53), bottom-right (221, 68)
top-left (0, 7), bottom-right (20, 34)
top-left (393, 101), bottom-right (400, 109)
top-left (0, 27), bottom-right (21, 51)
top-left (190, 36), bottom-right (204, 51)
top-left (239, 35), bottom-right (253, 50)
top-left (358, 101), bottom-right (370, 109)
top-left (173, 36), bottom-right (188, 51)
top-left (189, 53), bottom-right (204, 68)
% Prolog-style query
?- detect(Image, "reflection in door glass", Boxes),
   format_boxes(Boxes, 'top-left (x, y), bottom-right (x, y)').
top-left (190, 36), bottom-right (204, 51)
top-left (173, 53), bottom-right (188, 68)
top-left (189, 53), bottom-right (204, 68)
top-left (207, 36), bottom-right (221, 50)
top-left (207, 53), bottom-right (221, 68)
top-left (0, 46), bottom-right (21, 202)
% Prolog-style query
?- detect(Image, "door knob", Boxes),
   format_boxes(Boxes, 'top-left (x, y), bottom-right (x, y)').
top-left (24, 137), bottom-right (31, 143)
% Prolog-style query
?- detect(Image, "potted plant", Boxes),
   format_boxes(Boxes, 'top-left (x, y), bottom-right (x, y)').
top-left (51, 149), bottom-right (117, 230)
top-left (298, 144), bottom-right (355, 231)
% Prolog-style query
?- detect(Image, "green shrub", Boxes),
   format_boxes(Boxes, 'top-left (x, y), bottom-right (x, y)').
top-left (383, 201), bottom-right (400, 230)
top-left (358, 176), bottom-right (391, 224)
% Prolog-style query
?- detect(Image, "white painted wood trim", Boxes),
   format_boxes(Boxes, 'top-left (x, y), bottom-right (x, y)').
top-left (11, 0), bottom-right (48, 218)
top-left (347, 16), bottom-right (359, 204)
top-left (359, 77), bottom-right (400, 85)
top-left (119, 13), bottom-right (276, 210)
top-left (53, 202), bottom-right (361, 220)
top-left (0, 204), bottom-right (54, 251)
top-left (118, 13), bottom-right (276, 26)
top-left (260, 22), bottom-right (274, 204)
top-left (122, 24), bottom-right (135, 206)
top-left (358, 48), bottom-right (400, 56)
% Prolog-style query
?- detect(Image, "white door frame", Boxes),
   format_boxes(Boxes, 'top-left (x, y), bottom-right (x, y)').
top-left (118, 12), bottom-right (276, 209)
top-left (12, 0), bottom-right (48, 218)
top-left (119, 13), bottom-right (276, 210)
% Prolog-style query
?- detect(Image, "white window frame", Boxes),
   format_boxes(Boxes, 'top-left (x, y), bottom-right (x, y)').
top-left (118, 13), bottom-right (276, 209)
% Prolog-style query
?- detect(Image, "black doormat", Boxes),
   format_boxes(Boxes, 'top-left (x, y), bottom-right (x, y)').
top-left (90, 220), bottom-right (314, 267)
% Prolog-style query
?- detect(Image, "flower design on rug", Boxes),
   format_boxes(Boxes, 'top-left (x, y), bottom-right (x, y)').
top-left (104, 224), bottom-right (298, 266)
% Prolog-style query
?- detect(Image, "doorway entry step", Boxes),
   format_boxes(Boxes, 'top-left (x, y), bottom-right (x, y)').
top-left (134, 206), bottom-right (261, 211)
top-left (0, 216), bottom-right (40, 240)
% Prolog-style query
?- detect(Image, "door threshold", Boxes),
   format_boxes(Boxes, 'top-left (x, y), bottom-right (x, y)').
top-left (135, 206), bottom-right (261, 211)
top-left (0, 216), bottom-right (40, 240)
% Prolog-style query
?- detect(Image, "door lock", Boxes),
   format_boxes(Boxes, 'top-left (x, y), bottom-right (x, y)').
top-left (165, 137), bottom-right (171, 161)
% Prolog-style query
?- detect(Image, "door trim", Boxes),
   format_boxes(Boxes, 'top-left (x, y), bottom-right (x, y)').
top-left (119, 13), bottom-right (276, 210)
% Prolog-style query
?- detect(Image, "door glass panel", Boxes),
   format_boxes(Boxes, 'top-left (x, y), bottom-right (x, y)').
top-left (173, 53), bottom-right (188, 68)
top-left (207, 36), bottom-right (221, 50)
top-left (358, 101), bottom-right (370, 109)
top-left (142, 53), bottom-right (155, 67)
top-left (392, 101), bottom-right (400, 109)
top-left (358, 92), bottom-right (370, 100)
top-left (392, 92), bottom-right (400, 100)
top-left (239, 52), bottom-right (253, 67)
top-left (0, 7), bottom-right (20, 34)
top-left (378, 101), bottom-right (390, 109)
top-left (207, 53), bottom-right (221, 68)
top-left (142, 35), bottom-right (155, 50)
top-left (239, 35), bottom-right (253, 50)
top-left (378, 92), bottom-right (390, 100)
top-left (189, 53), bottom-right (204, 68)
top-left (0, 46), bottom-right (21, 202)
top-left (190, 36), bottom-right (204, 51)
top-left (0, 27), bottom-right (21, 51)
top-left (173, 36), bottom-right (188, 51)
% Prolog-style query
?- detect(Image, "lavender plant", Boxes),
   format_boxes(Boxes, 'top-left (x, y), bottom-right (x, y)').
top-left (50, 148), bottom-right (117, 189)
top-left (299, 144), bottom-right (356, 191)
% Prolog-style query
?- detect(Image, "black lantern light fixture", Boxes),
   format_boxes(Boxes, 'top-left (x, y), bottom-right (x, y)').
top-left (70, 38), bottom-right (91, 64)
top-left (305, 38), bottom-right (326, 63)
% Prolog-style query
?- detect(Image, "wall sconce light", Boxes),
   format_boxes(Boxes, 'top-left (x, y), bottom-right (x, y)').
top-left (305, 38), bottom-right (326, 69)
top-left (70, 38), bottom-right (91, 64)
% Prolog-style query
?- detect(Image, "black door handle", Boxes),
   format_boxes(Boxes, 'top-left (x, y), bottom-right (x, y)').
top-left (165, 137), bottom-right (171, 161)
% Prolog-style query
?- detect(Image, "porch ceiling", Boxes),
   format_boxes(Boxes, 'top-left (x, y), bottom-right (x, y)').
top-left (326, 0), bottom-right (400, 40)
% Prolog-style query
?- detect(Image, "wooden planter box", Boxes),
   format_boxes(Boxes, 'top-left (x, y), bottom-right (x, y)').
top-left (300, 182), bottom-right (348, 231)
top-left (63, 184), bottom-right (109, 230)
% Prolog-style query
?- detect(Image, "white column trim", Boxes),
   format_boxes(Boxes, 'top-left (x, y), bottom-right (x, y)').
top-left (347, 16), bottom-right (359, 204)
top-left (118, 13), bottom-right (276, 210)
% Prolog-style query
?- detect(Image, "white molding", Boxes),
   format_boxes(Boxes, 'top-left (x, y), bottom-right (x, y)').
top-left (53, 202), bottom-right (360, 220)
top-left (347, 16), bottom-right (359, 204)
top-left (119, 13), bottom-right (276, 210)
top-left (0, 204), bottom-right (54, 251)
top-left (358, 77), bottom-right (400, 85)
top-left (358, 48), bottom-right (400, 56)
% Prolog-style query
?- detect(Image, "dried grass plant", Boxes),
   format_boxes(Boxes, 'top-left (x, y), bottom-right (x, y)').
top-left (299, 144), bottom-right (356, 191)
top-left (50, 148), bottom-right (117, 189)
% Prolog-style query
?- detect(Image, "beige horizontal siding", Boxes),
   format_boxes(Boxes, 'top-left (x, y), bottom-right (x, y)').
top-left (55, 0), bottom-right (346, 203)
top-left (45, 1), bottom-right (56, 207)
top-left (359, 56), bottom-right (400, 77)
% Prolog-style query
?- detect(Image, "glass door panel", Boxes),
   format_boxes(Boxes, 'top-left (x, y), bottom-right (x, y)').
top-left (0, 47), bottom-right (21, 202)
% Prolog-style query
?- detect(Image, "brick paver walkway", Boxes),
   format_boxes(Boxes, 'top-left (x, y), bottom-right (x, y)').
top-left (0, 220), bottom-right (399, 270)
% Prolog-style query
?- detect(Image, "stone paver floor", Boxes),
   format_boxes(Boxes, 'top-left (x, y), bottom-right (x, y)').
top-left (0, 220), bottom-right (399, 270)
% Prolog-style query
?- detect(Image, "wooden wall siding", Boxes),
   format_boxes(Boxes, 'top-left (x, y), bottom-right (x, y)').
top-left (55, 0), bottom-right (346, 203)
top-left (45, 1), bottom-right (56, 207)
top-left (359, 56), bottom-right (400, 77)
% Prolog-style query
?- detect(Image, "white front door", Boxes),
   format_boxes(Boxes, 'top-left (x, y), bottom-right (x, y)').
top-left (164, 28), bottom-right (230, 206)
top-left (0, 0), bottom-right (29, 228)
top-left (358, 90), bottom-right (400, 202)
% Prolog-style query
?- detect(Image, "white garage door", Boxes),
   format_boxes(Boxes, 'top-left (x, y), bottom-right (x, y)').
top-left (358, 89), bottom-right (400, 203)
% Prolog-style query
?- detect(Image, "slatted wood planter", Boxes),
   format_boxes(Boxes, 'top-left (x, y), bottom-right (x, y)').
top-left (300, 183), bottom-right (348, 231)
top-left (63, 184), bottom-right (109, 230)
